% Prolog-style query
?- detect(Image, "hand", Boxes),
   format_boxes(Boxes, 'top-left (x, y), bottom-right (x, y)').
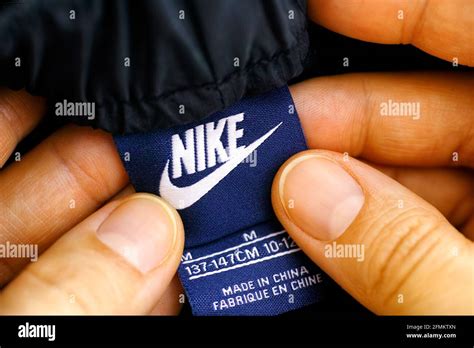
top-left (0, 91), bottom-right (184, 314)
top-left (272, 0), bottom-right (473, 314)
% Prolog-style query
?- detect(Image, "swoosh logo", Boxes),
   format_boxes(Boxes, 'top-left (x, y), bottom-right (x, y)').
top-left (159, 122), bottom-right (282, 209)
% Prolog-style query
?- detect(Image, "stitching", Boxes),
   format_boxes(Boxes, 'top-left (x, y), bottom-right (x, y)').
top-left (93, 27), bottom-right (308, 108)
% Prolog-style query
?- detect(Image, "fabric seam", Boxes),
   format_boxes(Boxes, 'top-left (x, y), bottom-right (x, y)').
top-left (94, 27), bottom-right (307, 108)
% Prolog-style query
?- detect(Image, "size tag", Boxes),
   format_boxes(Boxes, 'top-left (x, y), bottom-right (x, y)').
top-left (179, 221), bottom-right (326, 315)
top-left (114, 86), bottom-right (328, 315)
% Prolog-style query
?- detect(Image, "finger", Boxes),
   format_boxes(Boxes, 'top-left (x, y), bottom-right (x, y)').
top-left (108, 184), bottom-right (136, 202)
top-left (370, 164), bottom-right (474, 236)
top-left (272, 150), bottom-right (474, 314)
top-left (149, 275), bottom-right (184, 315)
top-left (463, 218), bottom-right (474, 241)
top-left (0, 89), bottom-right (45, 167)
top-left (108, 187), bottom-right (185, 315)
top-left (309, 0), bottom-right (474, 66)
top-left (108, 187), bottom-right (185, 316)
top-left (290, 72), bottom-right (474, 167)
top-left (0, 125), bottom-right (128, 285)
top-left (0, 193), bottom-right (184, 314)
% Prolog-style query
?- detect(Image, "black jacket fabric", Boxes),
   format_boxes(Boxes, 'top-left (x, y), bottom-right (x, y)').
top-left (0, 0), bottom-right (308, 134)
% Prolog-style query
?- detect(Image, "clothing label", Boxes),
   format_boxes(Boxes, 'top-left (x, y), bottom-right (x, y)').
top-left (179, 221), bottom-right (326, 315)
top-left (114, 86), bottom-right (328, 315)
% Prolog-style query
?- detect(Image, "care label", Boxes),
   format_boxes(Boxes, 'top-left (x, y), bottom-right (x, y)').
top-left (179, 221), bottom-right (326, 315)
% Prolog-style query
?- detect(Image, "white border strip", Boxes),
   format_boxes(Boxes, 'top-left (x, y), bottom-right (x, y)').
top-left (188, 248), bottom-right (301, 280)
top-left (182, 230), bottom-right (286, 264)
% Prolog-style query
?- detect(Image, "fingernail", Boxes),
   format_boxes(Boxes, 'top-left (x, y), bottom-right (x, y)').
top-left (279, 154), bottom-right (364, 241)
top-left (97, 194), bottom-right (178, 273)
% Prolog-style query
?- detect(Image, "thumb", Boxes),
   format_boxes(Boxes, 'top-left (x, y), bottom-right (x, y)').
top-left (0, 193), bottom-right (184, 314)
top-left (272, 150), bottom-right (474, 315)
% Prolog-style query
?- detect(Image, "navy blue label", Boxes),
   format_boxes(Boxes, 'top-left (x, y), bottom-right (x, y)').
top-left (114, 86), bottom-right (328, 315)
top-left (179, 221), bottom-right (326, 315)
top-left (115, 86), bottom-right (306, 247)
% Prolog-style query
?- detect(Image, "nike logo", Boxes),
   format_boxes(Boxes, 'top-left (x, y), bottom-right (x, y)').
top-left (159, 122), bottom-right (282, 209)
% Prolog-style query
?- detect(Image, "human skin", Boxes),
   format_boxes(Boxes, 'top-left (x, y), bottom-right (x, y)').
top-left (0, 0), bottom-right (472, 314)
